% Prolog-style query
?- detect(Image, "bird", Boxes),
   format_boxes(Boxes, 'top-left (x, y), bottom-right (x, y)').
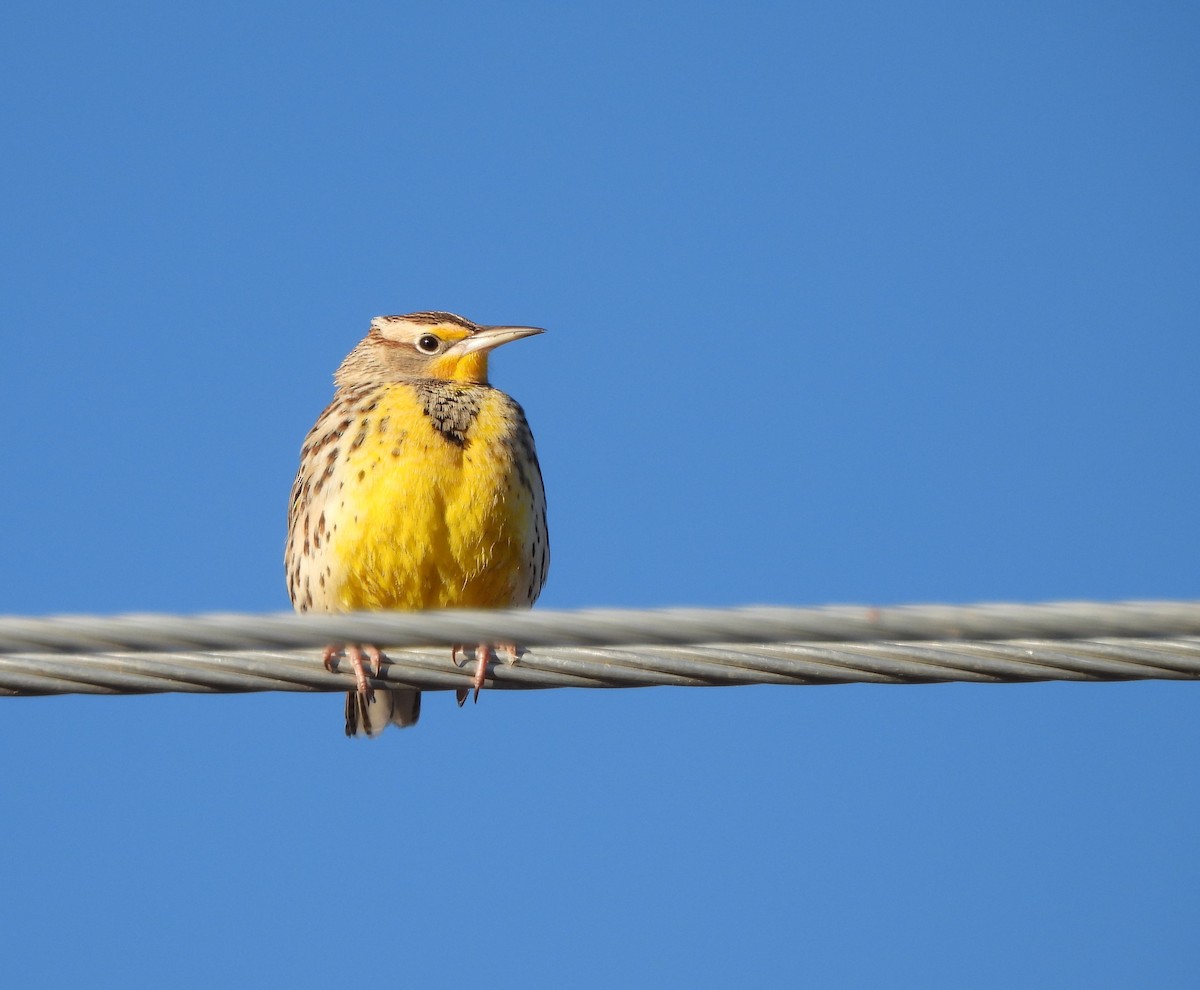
top-left (284, 311), bottom-right (549, 736)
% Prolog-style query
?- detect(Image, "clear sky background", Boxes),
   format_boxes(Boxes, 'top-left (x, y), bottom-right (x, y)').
top-left (2, 2), bottom-right (1198, 987)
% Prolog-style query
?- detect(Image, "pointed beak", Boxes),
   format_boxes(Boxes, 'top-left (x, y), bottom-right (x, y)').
top-left (452, 324), bottom-right (545, 355)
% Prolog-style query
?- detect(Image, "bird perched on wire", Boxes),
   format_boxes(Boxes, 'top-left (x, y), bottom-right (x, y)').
top-left (285, 311), bottom-right (549, 736)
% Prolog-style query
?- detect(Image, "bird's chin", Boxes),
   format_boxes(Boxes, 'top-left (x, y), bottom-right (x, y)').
top-left (430, 351), bottom-right (490, 383)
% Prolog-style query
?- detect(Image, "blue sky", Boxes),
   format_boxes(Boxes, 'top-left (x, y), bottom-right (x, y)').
top-left (2, 2), bottom-right (1198, 986)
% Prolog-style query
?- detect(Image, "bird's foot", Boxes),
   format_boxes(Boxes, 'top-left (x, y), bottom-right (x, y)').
top-left (324, 643), bottom-right (385, 704)
top-left (453, 642), bottom-right (520, 706)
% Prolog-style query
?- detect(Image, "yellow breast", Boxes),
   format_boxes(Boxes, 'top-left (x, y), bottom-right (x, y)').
top-left (321, 383), bottom-right (545, 612)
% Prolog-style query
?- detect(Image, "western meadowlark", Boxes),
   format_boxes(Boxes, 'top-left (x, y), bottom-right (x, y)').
top-left (284, 311), bottom-right (549, 736)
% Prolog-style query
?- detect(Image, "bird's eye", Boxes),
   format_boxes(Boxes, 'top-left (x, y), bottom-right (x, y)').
top-left (416, 334), bottom-right (441, 354)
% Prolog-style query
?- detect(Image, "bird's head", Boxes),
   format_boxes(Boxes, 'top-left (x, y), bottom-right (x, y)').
top-left (334, 311), bottom-right (544, 387)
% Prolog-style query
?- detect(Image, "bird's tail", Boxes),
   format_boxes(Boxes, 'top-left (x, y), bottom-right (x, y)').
top-left (345, 688), bottom-right (421, 737)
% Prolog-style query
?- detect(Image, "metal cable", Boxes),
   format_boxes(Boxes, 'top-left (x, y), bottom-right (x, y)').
top-left (1, 600), bottom-right (1199, 697)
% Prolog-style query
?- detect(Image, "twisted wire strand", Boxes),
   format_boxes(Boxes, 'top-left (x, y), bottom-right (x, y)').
top-left (1, 601), bottom-right (1199, 697)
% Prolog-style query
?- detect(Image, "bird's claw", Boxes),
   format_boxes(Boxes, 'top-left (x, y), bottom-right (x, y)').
top-left (324, 643), bottom-right (384, 704)
top-left (452, 642), bottom-right (518, 706)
